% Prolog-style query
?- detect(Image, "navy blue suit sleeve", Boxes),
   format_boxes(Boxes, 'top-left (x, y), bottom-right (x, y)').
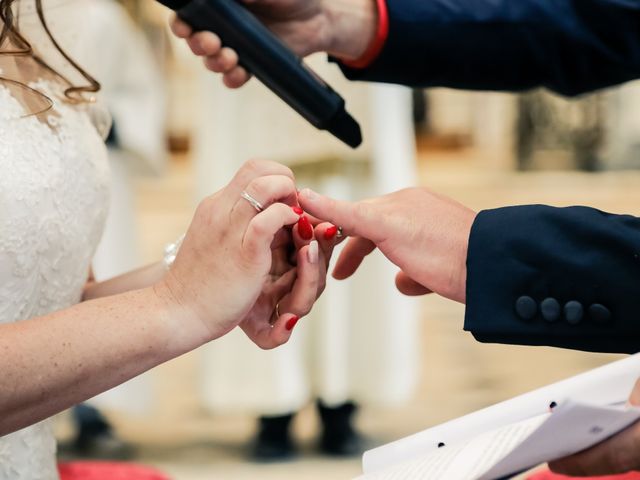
top-left (464, 205), bottom-right (640, 353)
top-left (338, 0), bottom-right (640, 96)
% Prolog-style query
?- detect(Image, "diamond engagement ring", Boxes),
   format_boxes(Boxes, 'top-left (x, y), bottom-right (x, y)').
top-left (336, 226), bottom-right (344, 239)
top-left (240, 191), bottom-right (264, 212)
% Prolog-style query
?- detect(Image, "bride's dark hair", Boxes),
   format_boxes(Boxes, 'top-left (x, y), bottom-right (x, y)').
top-left (0, 0), bottom-right (100, 113)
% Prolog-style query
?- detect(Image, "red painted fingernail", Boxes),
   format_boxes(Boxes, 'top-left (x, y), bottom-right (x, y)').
top-left (292, 206), bottom-right (303, 215)
top-left (298, 215), bottom-right (313, 240)
top-left (324, 225), bottom-right (338, 240)
top-left (285, 316), bottom-right (299, 331)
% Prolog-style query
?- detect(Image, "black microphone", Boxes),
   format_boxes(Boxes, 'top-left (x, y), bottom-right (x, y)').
top-left (158, 0), bottom-right (363, 148)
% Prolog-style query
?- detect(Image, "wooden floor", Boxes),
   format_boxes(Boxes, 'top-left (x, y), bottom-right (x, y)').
top-left (57, 147), bottom-right (640, 479)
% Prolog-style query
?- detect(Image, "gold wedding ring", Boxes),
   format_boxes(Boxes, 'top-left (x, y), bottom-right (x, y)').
top-left (241, 191), bottom-right (264, 212)
top-left (270, 302), bottom-right (282, 325)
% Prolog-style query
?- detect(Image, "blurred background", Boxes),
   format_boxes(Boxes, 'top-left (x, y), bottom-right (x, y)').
top-left (54, 0), bottom-right (640, 478)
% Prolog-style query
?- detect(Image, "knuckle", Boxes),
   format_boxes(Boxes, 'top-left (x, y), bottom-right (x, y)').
top-left (246, 178), bottom-right (268, 201)
top-left (223, 47), bottom-right (237, 61)
top-left (204, 57), bottom-right (221, 72)
top-left (283, 175), bottom-right (296, 191)
top-left (272, 202), bottom-right (290, 217)
top-left (353, 201), bottom-right (371, 223)
top-left (196, 194), bottom-right (216, 218)
top-left (281, 165), bottom-right (294, 179)
top-left (242, 158), bottom-right (263, 174)
top-left (249, 218), bottom-right (268, 238)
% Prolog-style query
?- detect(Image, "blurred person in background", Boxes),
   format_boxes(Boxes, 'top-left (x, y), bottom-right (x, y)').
top-left (192, 57), bottom-right (419, 460)
top-left (602, 81), bottom-right (640, 170)
top-left (58, 0), bottom-right (167, 459)
top-left (173, 0), bottom-right (640, 475)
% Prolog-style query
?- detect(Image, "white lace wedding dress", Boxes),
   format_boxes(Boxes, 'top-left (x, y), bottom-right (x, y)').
top-left (0, 77), bottom-right (110, 477)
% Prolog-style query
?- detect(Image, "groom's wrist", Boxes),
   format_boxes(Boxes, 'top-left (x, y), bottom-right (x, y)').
top-left (325, 0), bottom-right (382, 63)
top-left (447, 210), bottom-right (476, 304)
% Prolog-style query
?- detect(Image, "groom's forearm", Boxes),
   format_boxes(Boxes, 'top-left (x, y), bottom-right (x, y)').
top-left (337, 0), bottom-right (640, 96)
top-left (324, 0), bottom-right (378, 62)
top-left (464, 205), bottom-right (640, 354)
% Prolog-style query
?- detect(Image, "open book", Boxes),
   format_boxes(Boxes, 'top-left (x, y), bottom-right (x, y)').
top-left (359, 354), bottom-right (640, 480)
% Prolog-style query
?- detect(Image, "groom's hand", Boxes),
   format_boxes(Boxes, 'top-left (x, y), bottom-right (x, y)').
top-left (548, 377), bottom-right (640, 476)
top-left (169, 0), bottom-right (378, 88)
top-left (298, 187), bottom-right (476, 303)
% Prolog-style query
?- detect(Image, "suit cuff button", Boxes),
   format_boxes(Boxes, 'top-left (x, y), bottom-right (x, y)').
top-left (564, 301), bottom-right (584, 325)
top-left (589, 303), bottom-right (611, 323)
top-left (515, 296), bottom-right (537, 321)
top-left (541, 298), bottom-right (561, 322)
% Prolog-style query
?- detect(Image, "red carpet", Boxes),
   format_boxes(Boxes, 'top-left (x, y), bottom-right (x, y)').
top-left (58, 462), bottom-right (171, 480)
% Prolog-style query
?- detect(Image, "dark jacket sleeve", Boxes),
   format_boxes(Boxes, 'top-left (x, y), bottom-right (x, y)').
top-left (338, 0), bottom-right (640, 96)
top-left (464, 205), bottom-right (640, 353)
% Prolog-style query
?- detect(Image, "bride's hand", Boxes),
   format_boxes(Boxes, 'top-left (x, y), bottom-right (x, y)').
top-left (156, 160), bottom-right (325, 350)
top-left (238, 205), bottom-right (342, 345)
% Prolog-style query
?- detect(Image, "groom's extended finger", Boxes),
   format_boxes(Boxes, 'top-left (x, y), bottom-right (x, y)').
top-left (395, 271), bottom-right (432, 296)
top-left (332, 236), bottom-right (376, 280)
top-left (298, 189), bottom-right (384, 243)
top-left (243, 203), bottom-right (299, 264)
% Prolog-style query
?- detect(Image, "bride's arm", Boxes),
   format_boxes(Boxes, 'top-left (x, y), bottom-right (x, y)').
top-left (0, 284), bottom-right (188, 436)
top-left (0, 160), bottom-right (322, 436)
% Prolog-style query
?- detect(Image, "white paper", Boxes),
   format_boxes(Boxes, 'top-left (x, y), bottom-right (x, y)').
top-left (482, 401), bottom-right (640, 480)
top-left (363, 353), bottom-right (640, 474)
top-left (358, 401), bottom-right (640, 480)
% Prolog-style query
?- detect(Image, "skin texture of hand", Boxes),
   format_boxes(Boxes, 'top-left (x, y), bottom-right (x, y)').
top-left (298, 187), bottom-right (477, 303)
top-left (548, 378), bottom-right (640, 477)
top-left (160, 160), bottom-right (337, 350)
top-left (169, 0), bottom-right (378, 88)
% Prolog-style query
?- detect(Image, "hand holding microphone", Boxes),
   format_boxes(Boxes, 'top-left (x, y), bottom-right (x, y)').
top-left (170, 0), bottom-right (379, 88)
top-left (160, 0), bottom-right (375, 147)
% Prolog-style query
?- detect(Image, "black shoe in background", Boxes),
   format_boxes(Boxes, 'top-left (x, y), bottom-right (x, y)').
top-left (251, 413), bottom-right (296, 462)
top-left (69, 404), bottom-right (135, 460)
top-left (317, 400), bottom-right (364, 457)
